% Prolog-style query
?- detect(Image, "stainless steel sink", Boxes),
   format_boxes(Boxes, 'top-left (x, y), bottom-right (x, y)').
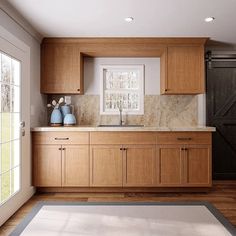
top-left (98, 124), bottom-right (144, 127)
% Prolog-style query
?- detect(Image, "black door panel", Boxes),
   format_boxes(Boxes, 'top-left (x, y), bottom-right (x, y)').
top-left (206, 56), bottom-right (236, 179)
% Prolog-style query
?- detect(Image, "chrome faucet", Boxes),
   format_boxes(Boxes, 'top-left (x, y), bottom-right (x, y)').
top-left (117, 101), bottom-right (124, 126)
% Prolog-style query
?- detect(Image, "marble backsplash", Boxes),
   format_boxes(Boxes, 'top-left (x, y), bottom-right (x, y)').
top-left (47, 95), bottom-right (198, 127)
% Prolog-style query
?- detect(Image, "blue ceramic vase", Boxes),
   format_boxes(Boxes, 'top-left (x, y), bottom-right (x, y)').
top-left (64, 114), bottom-right (76, 126)
top-left (61, 105), bottom-right (71, 119)
top-left (50, 108), bottom-right (63, 126)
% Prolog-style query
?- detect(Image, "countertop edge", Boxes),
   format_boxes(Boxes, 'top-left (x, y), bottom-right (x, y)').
top-left (30, 126), bottom-right (216, 132)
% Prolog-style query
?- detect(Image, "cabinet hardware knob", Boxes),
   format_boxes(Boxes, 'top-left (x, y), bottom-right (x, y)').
top-left (177, 138), bottom-right (192, 141)
top-left (58, 148), bottom-right (62, 150)
top-left (185, 148), bottom-right (188, 151)
top-left (62, 148), bottom-right (66, 150)
top-left (55, 138), bottom-right (69, 140)
top-left (181, 148), bottom-right (184, 150)
top-left (165, 89), bottom-right (168, 91)
top-left (77, 89), bottom-right (80, 91)
top-left (120, 148), bottom-right (123, 150)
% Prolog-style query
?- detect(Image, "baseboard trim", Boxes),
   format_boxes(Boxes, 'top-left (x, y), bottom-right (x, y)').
top-left (37, 187), bottom-right (211, 193)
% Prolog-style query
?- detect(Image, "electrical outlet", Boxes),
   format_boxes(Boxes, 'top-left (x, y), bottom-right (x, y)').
top-left (65, 96), bottom-right (71, 105)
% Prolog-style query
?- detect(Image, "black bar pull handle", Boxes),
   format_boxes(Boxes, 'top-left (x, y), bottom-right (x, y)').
top-left (55, 137), bottom-right (69, 140)
top-left (177, 137), bottom-right (192, 141)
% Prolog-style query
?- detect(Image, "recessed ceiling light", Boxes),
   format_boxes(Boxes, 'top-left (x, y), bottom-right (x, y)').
top-left (205, 17), bottom-right (215, 22)
top-left (125, 17), bottom-right (134, 22)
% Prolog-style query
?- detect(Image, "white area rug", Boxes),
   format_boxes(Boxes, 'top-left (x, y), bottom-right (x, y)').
top-left (10, 202), bottom-right (235, 236)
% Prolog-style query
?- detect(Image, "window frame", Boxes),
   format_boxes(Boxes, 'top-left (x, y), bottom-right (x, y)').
top-left (100, 64), bottom-right (145, 115)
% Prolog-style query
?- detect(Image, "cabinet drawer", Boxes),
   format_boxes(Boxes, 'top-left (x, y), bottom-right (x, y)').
top-left (156, 132), bottom-right (211, 145)
top-left (33, 132), bottom-right (89, 145)
top-left (90, 132), bottom-right (156, 145)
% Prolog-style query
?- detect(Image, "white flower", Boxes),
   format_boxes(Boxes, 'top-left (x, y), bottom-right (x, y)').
top-left (52, 100), bottom-right (57, 106)
top-left (58, 97), bottom-right (64, 104)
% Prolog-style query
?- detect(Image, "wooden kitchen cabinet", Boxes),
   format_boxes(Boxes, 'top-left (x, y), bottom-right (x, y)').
top-left (33, 132), bottom-right (90, 187)
top-left (62, 145), bottom-right (89, 186)
top-left (185, 145), bottom-right (211, 185)
top-left (123, 145), bottom-right (157, 187)
top-left (33, 145), bottom-right (62, 187)
top-left (157, 145), bottom-right (183, 185)
top-left (90, 145), bottom-right (123, 187)
top-left (157, 144), bottom-right (211, 187)
top-left (161, 45), bottom-right (205, 94)
top-left (41, 43), bottom-right (84, 94)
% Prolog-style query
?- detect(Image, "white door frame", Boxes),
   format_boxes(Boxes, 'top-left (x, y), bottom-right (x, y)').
top-left (0, 25), bottom-right (34, 226)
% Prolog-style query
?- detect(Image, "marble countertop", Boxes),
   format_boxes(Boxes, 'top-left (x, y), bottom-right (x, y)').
top-left (31, 126), bottom-right (216, 132)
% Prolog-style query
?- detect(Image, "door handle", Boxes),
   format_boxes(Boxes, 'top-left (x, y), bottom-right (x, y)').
top-left (20, 121), bottom-right (25, 128)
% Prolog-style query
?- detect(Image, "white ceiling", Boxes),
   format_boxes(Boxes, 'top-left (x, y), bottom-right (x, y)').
top-left (7, 0), bottom-right (236, 44)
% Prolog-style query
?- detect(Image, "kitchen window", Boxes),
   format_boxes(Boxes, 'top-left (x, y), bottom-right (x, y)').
top-left (100, 65), bottom-right (144, 115)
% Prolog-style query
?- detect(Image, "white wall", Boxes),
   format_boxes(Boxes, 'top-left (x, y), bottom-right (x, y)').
top-left (84, 57), bottom-right (160, 95)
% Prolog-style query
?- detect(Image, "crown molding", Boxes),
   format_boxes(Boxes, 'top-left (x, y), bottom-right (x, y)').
top-left (0, 0), bottom-right (43, 43)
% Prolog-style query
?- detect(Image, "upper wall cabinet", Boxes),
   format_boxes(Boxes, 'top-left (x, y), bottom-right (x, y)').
top-left (41, 43), bottom-right (84, 94)
top-left (41, 38), bottom-right (207, 94)
top-left (161, 45), bottom-right (205, 94)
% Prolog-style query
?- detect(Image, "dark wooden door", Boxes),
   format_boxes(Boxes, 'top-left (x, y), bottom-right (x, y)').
top-left (206, 56), bottom-right (236, 179)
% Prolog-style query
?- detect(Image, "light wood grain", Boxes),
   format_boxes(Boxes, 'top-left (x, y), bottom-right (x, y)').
top-left (41, 37), bottom-right (207, 95)
top-left (62, 145), bottom-right (90, 187)
top-left (90, 132), bottom-right (156, 145)
top-left (90, 145), bottom-right (123, 187)
top-left (33, 132), bottom-right (89, 145)
top-left (162, 45), bottom-right (205, 94)
top-left (156, 132), bottom-right (211, 145)
top-left (33, 145), bottom-right (62, 187)
top-left (123, 145), bottom-right (157, 187)
top-left (157, 145), bottom-right (183, 186)
top-left (185, 145), bottom-right (211, 186)
top-left (41, 43), bottom-right (83, 94)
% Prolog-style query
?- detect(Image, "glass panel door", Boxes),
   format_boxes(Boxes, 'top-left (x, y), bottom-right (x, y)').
top-left (0, 52), bottom-right (21, 204)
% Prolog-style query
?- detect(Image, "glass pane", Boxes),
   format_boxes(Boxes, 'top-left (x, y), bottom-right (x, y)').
top-left (11, 86), bottom-right (20, 113)
top-left (11, 140), bottom-right (20, 167)
top-left (1, 54), bottom-right (11, 83)
top-left (11, 113), bottom-right (20, 140)
top-left (105, 70), bottom-right (139, 90)
top-left (1, 171), bottom-right (10, 202)
top-left (12, 59), bottom-right (20, 86)
top-left (11, 166), bottom-right (19, 194)
top-left (1, 84), bottom-right (10, 112)
top-left (1, 143), bottom-right (10, 173)
top-left (2, 112), bottom-right (10, 143)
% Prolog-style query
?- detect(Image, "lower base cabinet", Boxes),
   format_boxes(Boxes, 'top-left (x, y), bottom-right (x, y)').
top-left (34, 144), bottom-right (90, 187)
top-left (33, 131), bottom-right (212, 189)
top-left (123, 145), bottom-right (156, 187)
top-left (90, 145), bottom-right (123, 187)
top-left (157, 145), bottom-right (211, 186)
top-left (63, 145), bottom-right (89, 186)
top-left (33, 145), bottom-right (62, 187)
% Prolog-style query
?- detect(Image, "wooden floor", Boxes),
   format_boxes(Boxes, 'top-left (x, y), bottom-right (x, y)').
top-left (0, 181), bottom-right (236, 235)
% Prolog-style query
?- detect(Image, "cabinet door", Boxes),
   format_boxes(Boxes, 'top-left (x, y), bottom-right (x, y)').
top-left (157, 145), bottom-right (183, 186)
top-left (41, 43), bottom-right (83, 94)
top-left (185, 145), bottom-right (211, 186)
top-left (164, 46), bottom-right (204, 94)
top-left (90, 145), bottom-right (123, 187)
top-left (62, 145), bottom-right (89, 187)
top-left (33, 145), bottom-right (62, 187)
top-left (123, 145), bottom-right (156, 186)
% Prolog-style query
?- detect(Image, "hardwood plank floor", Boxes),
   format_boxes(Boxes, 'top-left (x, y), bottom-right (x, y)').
top-left (0, 181), bottom-right (235, 235)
